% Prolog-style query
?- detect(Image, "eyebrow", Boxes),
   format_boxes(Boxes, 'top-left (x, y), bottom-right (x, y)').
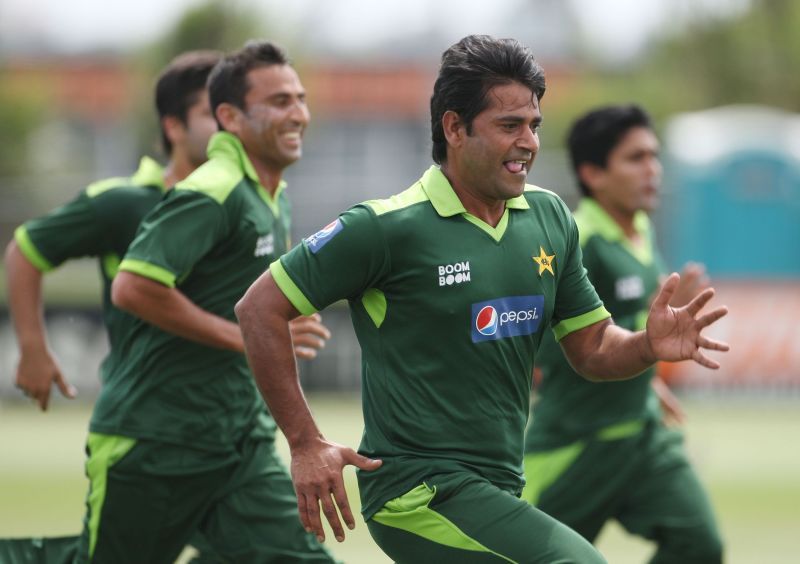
top-left (496, 115), bottom-right (543, 126)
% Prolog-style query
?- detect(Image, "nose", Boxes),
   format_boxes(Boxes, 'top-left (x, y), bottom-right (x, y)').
top-left (647, 155), bottom-right (662, 178)
top-left (289, 99), bottom-right (310, 126)
top-left (518, 124), bottom-right (540, 154)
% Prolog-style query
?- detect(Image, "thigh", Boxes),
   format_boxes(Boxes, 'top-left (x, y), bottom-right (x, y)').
top-left (368, 473), bottom-right (605, 564)
top-left (74, 434), bottom-right (231, 564)
top-left (617, 427), bottom-right (723, 563)
top-left (524, 437), bottom-right (639, 542)
top-left (196, 437), bottom-right (335, 563)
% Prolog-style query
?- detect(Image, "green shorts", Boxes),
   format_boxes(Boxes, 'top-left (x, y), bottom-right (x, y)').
top-left (523, 422), bottom-right (723, 563)
top-left (74, 429), bottom-right (335, 563)
top-left (367, 471), bottom-right (605, 563)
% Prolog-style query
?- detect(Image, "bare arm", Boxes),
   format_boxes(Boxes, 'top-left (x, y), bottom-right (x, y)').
top-left (4, 241), bottom-right (76, 410)
top-left (112, 270), bottom-right (243, 351)
top-left (561, 273), bottom-right (729, 381)
top-left (235, 271), bottom-right (380, 543)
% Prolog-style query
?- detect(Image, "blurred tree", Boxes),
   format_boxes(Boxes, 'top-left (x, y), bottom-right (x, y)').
top-left (0, 80), bottom-right (47, 176)
top-left (541, 0), bottom-right (800, 148)
top-left (648, 0), bottom-right (800, 111)
top-left (132, 0), bottom-right (275, 160)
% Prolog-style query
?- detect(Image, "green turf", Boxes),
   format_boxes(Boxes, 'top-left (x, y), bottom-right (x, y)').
top-left (1, 395), bottom-right (798, 563)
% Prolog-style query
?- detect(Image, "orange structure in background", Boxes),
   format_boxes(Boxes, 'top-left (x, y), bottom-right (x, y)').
top-left (659, 281), bottom-right (800, 389)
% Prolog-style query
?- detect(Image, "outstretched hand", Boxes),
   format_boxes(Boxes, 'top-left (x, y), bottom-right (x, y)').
top-left (646, 273), bottom-right (730, 369)
top-left (290, 438), bottom-right (382, 543)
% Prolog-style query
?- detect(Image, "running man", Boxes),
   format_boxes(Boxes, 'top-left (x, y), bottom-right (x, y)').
top-left (522, 105), bottom-right (723, 563)
top-left (6, 50), bottom-right (221, 411)
top-left (73, 41), bottom-right (334, 563)
top-left (235, 35), bottom-right (729, 563)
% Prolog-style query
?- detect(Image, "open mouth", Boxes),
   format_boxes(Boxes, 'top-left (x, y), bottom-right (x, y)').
top-left (504, 159), bottom-right (528, 174)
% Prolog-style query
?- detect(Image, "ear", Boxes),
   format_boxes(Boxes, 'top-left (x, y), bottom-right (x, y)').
top-left (215, 103), bottom-right (243, 135)
top-left (577, 162), bottom-right (606, 196)
top-left (161, 115), bottom-right (185, 148)
top-left (442, 110), bottom-right (466, 150)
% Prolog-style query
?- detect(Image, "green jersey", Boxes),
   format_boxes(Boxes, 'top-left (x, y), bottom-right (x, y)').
top-left (90, 132), bottom-right (291, 451)
top-left (272, 166), bottom-right (610, 518)
top-left (13, 157), bottom-right (166, 382)
top-left (525, 198), bottom-right (665, 451)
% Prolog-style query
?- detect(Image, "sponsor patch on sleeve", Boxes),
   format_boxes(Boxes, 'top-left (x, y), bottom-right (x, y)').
top-left (304, 219), bottom-right (343, 254)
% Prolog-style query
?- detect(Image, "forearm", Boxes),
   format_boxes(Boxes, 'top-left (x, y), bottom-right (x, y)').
top-left (112, 271), bottom-right (243, 351)
top-left (564, 320), bottom-right (655, 382)
top-left (236, 274), bottom-right (323, 450)
top-left (5, 242), bottom-right (48, 351)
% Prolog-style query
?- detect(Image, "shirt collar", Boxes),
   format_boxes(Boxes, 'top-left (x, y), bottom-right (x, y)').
top-left (207, 131), bottom-right (287, 198)
top-left (418, 165), bottom-right (530, 218)
top-left (575, 197), bottom-right (650, 242)
top-left (131, 156), bottom-right (166, 191)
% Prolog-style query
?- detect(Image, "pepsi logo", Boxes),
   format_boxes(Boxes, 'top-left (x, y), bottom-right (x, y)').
top-left (471, 295), bottom-right (545, 343)
top-left (305, 218), bottom-right (344, 254)
top-left (317, 220), bottom-right (339, 238)
top-left (475, 305), bottom-right (498, 336)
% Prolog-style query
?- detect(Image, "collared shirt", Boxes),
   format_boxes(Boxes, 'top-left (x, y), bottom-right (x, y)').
top-left (91, 132), bottom-right (289, 451)
top-left (526, 197), bottom-right (666, 452)
top-left (274, 165), bottom-right (609, 518)
top-left (15, 156), bottom-right (167, 376)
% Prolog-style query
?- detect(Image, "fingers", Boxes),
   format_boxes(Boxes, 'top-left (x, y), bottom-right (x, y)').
top-left (685, 287), bottom-right (715, 316)
top-left (290, 316), bottom-right (332, 341)
top-left (651, 272), bottom-right (679, 310)
top-left (696, 305), bottom-right (728, 329)
top-left (292, 333), bottom-right (327, 350)
top-left (304, 492), bottom-right (325, 543)
top-left (319, 489), bottom-right (346, 542)
top-left (344, 449), bottom-right (383, 472)
top-left (697, 335), bottom-right (730, 352)
top-left (692, 349), bottom-right (721, 370)
top-left (38, 389), bottom-right (50, 411)
top-left (293, 345), bottom-right (319, 360)
top-left (55, 372), bottom-right (78, 400)
top-left (331, 479), bottom-right (356, 532)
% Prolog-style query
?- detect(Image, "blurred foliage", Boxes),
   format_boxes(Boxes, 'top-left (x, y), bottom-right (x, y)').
top-left (0, 79), bottom-right (48, 175)
top-left (542, 0), bottom-right (800, 145)
top-left (131, 0), bottom-right (274, 160)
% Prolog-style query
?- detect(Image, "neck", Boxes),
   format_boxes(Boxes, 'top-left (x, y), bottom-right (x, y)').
top-left (595, 198), bottom-right (638, 240)
top-left (441, 164), bottom-right (505, 227)
top-left (244, 148), bottom-right (283, 195)
top-left (162, 153), bottom-right (197, 189)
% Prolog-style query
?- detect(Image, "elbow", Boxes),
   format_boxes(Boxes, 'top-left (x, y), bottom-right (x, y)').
top-left (235, 286), bottom-right (256, 325)
top-left (4, 239), bottom-right (20, 267)
top-left (111, 273), bottom-right (136, 313)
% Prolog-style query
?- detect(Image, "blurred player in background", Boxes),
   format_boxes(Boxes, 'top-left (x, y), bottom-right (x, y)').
top-left (522, 105), bottom-right (723, 563)
top-left (5, 49), bottom-right (221, 410)
top-left (2, 49), bottom-right (221, 564)
top-left (234, 36), bottom-right (729, 563)
top-left (77, 41), bottom-right (334, 563)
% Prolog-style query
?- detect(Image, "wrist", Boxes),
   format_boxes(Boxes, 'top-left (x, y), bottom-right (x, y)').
top-left (638, 330), bottom-right (657, 366)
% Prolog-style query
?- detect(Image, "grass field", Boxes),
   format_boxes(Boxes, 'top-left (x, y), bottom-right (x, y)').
top-left (1, 393), bottom-right (799, 563)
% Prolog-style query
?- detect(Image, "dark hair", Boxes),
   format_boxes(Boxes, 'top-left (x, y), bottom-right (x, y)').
top-left (208, 40), bottom-right (290, 130)
top-left (567, 104), bottom-right (654, 197)
top-left (155, 50), bottom-right (222, 155)
top-left (430, 35), bottom-right (546, 164)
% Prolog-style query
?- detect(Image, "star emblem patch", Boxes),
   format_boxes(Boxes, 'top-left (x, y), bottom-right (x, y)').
top-left (533, 246), bottom-right (555, 276)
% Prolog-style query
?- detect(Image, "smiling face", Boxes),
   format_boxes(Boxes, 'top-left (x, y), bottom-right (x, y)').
top-left (585, 126), bottom-right (662, 216)
top-left (445, 81), bottom-right (542, 204)
top-left (233, 64), bottom-right (310, 175)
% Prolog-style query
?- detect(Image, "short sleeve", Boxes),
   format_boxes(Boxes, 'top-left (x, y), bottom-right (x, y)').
top-left (16, 191), bottom-right (106, 271)
top-left (551, 208), bottom-right (610, 341)
top-left (119, 190), bottom-right (228, 288)
top-left (272, 205), bottom-right (389, 315)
